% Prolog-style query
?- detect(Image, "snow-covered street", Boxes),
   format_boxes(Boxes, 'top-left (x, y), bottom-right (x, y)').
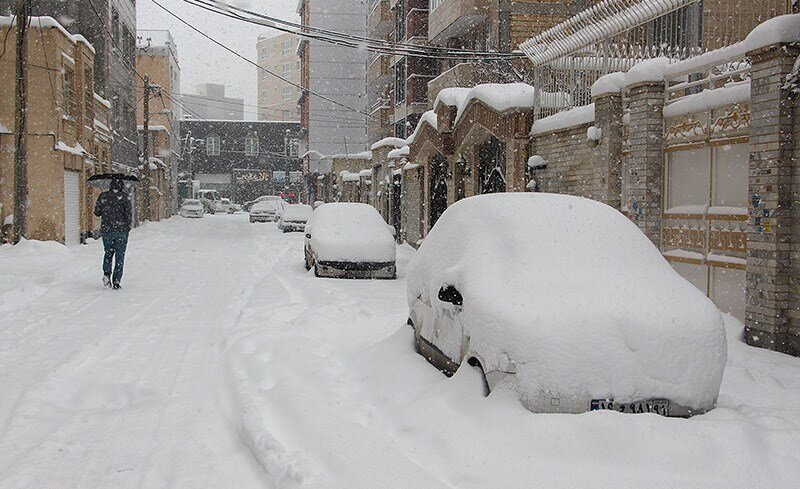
top-left (1, 215), bottom-right (799, 488)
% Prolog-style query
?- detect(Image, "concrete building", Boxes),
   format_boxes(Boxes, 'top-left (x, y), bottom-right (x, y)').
top-left (182, 83), bottom-right (244, 121)
top-left (180, 120), bottom-right (303, 203)
top-left (0, 17), bottom-right (113, 244)
top-left (136, 29), bottom-right (182, 220)
top-left (297, 0), bottom-right (368, 162)
top-left (256, 33), bottom-right (301, 122)
top-left (108, 0), bottom-right (138, 170)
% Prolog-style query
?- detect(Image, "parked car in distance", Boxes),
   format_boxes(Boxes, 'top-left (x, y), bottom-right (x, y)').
top-left (305, 203), bottom-right (396, 279)
top-left (225, 199), bottom-right (242, 213)
top-left (250, 200), bottom-right (283, 223)
top-left (243, 195), bottom-right (286, 212)
top-left (197, 189), bottom-right (226, 214)
top-left (406, 193), bottom-right (727, 417)
top-left (220, 198), bottom-right (239, 214)
top-left (278, 204), bottom-right (313, 232)
top-left (179, 199), bottom-right (204, 218)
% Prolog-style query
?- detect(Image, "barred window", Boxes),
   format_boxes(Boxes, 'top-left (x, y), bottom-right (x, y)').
top-left (63, 67), bottom-right (76, 120)
top-left (206, 135), bottom-right (221, 156)
top-left (244, 136), bottom-right (259, 156)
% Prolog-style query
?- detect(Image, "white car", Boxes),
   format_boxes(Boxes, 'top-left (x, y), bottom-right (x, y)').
top-left (249, 200), bottom-right (283, 223)
top-left (305, 203), bottom-right (396, 279)
top-left (277, 204), bottom-right (313, 232)
top-left (406, 193), bottom-right (727, 417)
top-left (179, 199), bottom-right (204, 218)
top-left (197, 189), bottom-right (226, 214)
top-left (244, 195), bottom-right (286, 212)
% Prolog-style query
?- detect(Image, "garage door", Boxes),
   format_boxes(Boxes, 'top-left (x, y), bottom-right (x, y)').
top-left (64, 170), bottom-right (81, 245)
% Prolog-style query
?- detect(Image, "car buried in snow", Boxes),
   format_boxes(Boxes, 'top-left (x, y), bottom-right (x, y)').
top-left (304, 203), bottom-right (396, 279)
top-left (406, 193), bottom-right (727, 418)
top-left (179, 199), bottom-right (204, 218)
top-left (243, 195), bottom-right (286, 212)
top-left (277, 204), bottom-right (313, 233)
top-left (249, 200), bottom-right (283, 223)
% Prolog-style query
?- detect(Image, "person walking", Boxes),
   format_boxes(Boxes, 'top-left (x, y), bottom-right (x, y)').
top-left (94, 178), bottom-right (133, 289)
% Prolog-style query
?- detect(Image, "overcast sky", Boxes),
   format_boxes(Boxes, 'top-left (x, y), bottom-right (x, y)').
top-left (137, 0), bottom-right (299, 120)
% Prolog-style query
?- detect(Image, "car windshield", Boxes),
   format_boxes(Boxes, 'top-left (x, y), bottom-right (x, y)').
top-left (183, 200), bottom-right (201, 205)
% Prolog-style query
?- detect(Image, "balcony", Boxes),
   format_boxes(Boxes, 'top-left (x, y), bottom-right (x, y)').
top-left (368, 54), bottom-right (392, 85)
top-left (368, 0), bottom-right (393, 37)
top-left (428, 0), bottom-right (488, 45)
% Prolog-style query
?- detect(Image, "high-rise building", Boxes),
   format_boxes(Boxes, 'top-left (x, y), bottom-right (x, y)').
top-left (182, 83), bottom-right (245, 121)
top-left (256, 33), bottom-right (301, 122)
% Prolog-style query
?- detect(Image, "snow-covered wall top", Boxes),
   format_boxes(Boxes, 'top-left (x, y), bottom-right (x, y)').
top-left (388, 146), bottom-right (410, 159)
top-left (591, 72), bottom-right (626, 97)
top-left (663, 81), bottom-right (751, 118)
top-left (454, 83), bottom-right (535, 124)
top-left (0, 16), bottom-right (95, 53)
top-left (530, 103), bottom-right (595, 136)
top-left (406, 110), bottom-right (438, 146)
top-left (743, 14), bottom-right (800, 52)
top-left (433, 87), bottom-right (471, 111)
top-left (370, 137), bottom-right (407, 151)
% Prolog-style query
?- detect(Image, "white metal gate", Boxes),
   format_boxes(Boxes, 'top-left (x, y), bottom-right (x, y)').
top-left (64, 170), bottom-right (81, 245)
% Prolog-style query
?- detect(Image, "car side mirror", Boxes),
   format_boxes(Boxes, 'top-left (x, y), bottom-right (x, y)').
top-left (438, 285), bottom-right (463, 306)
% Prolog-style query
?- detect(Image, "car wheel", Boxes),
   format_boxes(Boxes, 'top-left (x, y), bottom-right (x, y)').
top-left (466, 358), bottom-right (491, 397)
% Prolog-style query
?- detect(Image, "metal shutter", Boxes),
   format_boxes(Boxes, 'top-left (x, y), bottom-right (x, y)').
top-left (63, 170), bottom-right (81, 245)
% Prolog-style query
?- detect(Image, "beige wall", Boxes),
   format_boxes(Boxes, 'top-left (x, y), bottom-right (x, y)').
top-left (257, 33), bottom-right (301, 122)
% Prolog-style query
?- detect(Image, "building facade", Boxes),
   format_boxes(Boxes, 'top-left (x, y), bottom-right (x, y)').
top-left (0, 17), bottom-right (113, 244)
top-left (136, 29), bottom-right (182, 220)
top-left (182, 83), bottom-right (245, 121)
top-left (108, 0), bottom-right (138, 171)
top-left (256, 33), bottom-right (301, 122)
top-left (180, 120), bottom-right (303, 203)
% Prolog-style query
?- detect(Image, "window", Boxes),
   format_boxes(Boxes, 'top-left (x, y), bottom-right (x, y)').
top-left (206, 135), bottom-right (221, 156)
top-left (283, 109), bottom-right (292, 119)
top-left (395, 57), bottom-right (406, 105)
top-left (282, 86), bottom-right (292, 101)
top-left (395, 0), bottom-right (406, 42)
top-left (282, 41), bottom-right (291, 56)
top-left (286, 137), bottom-right (299, 157)
top-left (261, 89), bottom-right (269, 101)
top-left (296, 60), bottom-right (301, 70)
top-left (260, 48), bottom-right (269, 61)
top-left (244, 136), bottom-right (259, 156)
top-left (84, 67), bottom-right (94, 126)
top-left (63, 67), bottom-right (76, 119)
top-left (282, 62), bottom-right (292, 76)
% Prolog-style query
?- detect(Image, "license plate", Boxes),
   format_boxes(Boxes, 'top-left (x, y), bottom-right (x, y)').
top-left (590, 399), bottom-right (670, 416)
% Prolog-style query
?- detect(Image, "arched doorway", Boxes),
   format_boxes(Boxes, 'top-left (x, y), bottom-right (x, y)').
top-left (429, 154), bottom-right (448, 230)
top-left (478, 137), bottom-right (507, 194)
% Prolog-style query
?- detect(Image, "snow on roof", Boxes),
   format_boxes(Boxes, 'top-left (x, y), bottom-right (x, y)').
top-left (530, 103), bottom-right (595, 136)
top-left (403, 162), bottom-right (420, 171)
top-left (0, 16), bottom-right (95, 53)
top-left (591, 72), bottom-right (626, 98)
top-left (331, 151), bottom-right (373, 160)
top-left (744, 13), bottom-right (800, 52)
top-left (433, 87), bottom-right (471, 111)
top-left (406, 193), bottom-right (726, 411)
top-left (454, 83), bottom-right (535, 124)
top-left (138, 125), bottom-right (169, 132)
top-left (72, 34), bottom-right (95, 54)
top-left (302, 150), bottom-right (327, 159)
top-left (663, 80), bottom-right (750, 118)
top-left (340, 171), bottom-right (361, 182)
top-left (624, 57), bottom-right (672, 86)
top-left (55, 141), bottom-right (86, 156)
top-left (387, 146), bottom-right (410, 159)
top-left (93, 93), bottom-right (112, 109)
top-left (406, 110), bottom-right (437, 146)
top-left (358, 169), bottom-right (372, 177)
top-left (370, 137), bottom-right (407, 151)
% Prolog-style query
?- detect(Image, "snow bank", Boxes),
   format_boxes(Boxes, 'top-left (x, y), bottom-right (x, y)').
top-left (530, 103), bottom-right (594, 136)
top-left (663, 81), bottom-right (750, 118)
top-left (407, 193), bottom-right (727, 412)
top-left (370, 137), bottom-right (407, 151)
top-left (308, 203), bottom-right (395, 262)
top-left (454, 83), bottom-right (535, 124)
top-left (744, 14), bottom-right (800, 52)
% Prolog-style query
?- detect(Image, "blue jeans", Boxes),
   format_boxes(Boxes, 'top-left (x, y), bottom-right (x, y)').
top-left (102, 231), bottom-right (129, 285)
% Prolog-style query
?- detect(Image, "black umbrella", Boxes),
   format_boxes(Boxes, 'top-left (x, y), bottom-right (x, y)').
top-left (86, 173), bottom-right (140, 189)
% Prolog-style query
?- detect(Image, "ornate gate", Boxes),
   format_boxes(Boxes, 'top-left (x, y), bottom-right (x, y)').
top-left (478, 137), bottom-right (507, 194)
top-left (429, 154), bottom-right (448, 230)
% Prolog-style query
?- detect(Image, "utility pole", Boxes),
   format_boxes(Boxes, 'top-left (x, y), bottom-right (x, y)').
top-left (284, 129), bottom-right (290, 200)
top-left (12, 0), bottom-right (30, 244)
top-left (142, 75), bottom-right (151, 221)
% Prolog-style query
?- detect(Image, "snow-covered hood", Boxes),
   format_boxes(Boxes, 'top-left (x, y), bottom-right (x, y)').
top-left (308, 203), bottom-right (395, 263)
top-left (407, 194), bottom-right (727, 410)
top-left (181, 204), bottom-right (203, 211)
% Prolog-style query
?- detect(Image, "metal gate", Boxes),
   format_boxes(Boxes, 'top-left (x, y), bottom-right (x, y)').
top-left (429, 154), bottom-right (448, 230)
top-left (63, 170), bottom-right (81, 245)
top-left (478, 137), bottom-right (507, 194)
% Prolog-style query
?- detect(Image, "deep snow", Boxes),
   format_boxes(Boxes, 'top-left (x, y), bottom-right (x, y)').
top-left (1, 214), bottom-right (799, 488)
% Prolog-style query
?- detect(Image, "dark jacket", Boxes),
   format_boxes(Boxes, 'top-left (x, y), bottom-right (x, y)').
top-left (94, 189), bottom-right (133, 233)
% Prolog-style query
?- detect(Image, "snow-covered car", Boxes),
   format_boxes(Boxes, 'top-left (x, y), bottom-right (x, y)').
top-left (407, 193), bottom-right (727, 417)
top-left (225, 200), bottom-right (242, 213)
top-left (249, 200), bottom-right (283, 223)
top-left (197, 189), bottom-right (226, 214)
top-left (277, 204), bottom-right (313, 232)
top-left (243, 195), bottom-right (286, 212)
top-left (179, 199), bottom-right (204, 218)
top-left (305, 203), bottom-right (396, 279)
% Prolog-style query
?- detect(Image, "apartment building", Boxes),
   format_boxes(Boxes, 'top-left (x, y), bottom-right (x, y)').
top-left (256, 33), bottom-right (301, 122)
top-left (0, 17), bottom-right (113, 244)
top-left (182, 83), bottom-right (245, 121)
top-left (136, 29), bottom-right (182, 219)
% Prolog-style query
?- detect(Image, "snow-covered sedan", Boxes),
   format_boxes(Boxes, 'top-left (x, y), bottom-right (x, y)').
top-left (305, 203), bottom-right (396, 279)
top-left (179, 199), bottom-right (204, 218)
top-left (278, 204), bottom-right (313, 232)
top-left (407, 193), bottom-right (727, 417)
top-left (249, 200), bottom-right (283, 223)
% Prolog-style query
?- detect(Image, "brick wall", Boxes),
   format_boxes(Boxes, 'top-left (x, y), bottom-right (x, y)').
top-left (532, 124), bottom-right (608, 200)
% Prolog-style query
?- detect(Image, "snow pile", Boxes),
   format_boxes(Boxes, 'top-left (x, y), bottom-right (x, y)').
top-left (530, 103), bottom-right (594, 135)
top-left (743, 13), bottom-right (800, 52)
top-left (405, 110), bottom-right (437, 146)
top-left (387, 146), bottom-right (409, 159)
top-left (370, 137), bottom-right (407, 151)
top-left (591, 71), bottom-right (626, 97)
top-left (527, 155), bottom-right (546, 169)
top-left (307, 203), bottom-right (395, 262)
top-left (454, 83), bottom-right (535, 124)
top-left (587, 125), bottom-right (602, 141)
top-left (624, 57), bottom-right (672, 86)
top-left (407, 193), bottom-right (727, 412)
top-left (432, 87), bottom-right (471, 110)
top-left (663, 81), bottom-right (750, 118)
top-left (55, 141), bottom-right (86, 156)
top-left (340, 171), bottom-right (361, 183)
